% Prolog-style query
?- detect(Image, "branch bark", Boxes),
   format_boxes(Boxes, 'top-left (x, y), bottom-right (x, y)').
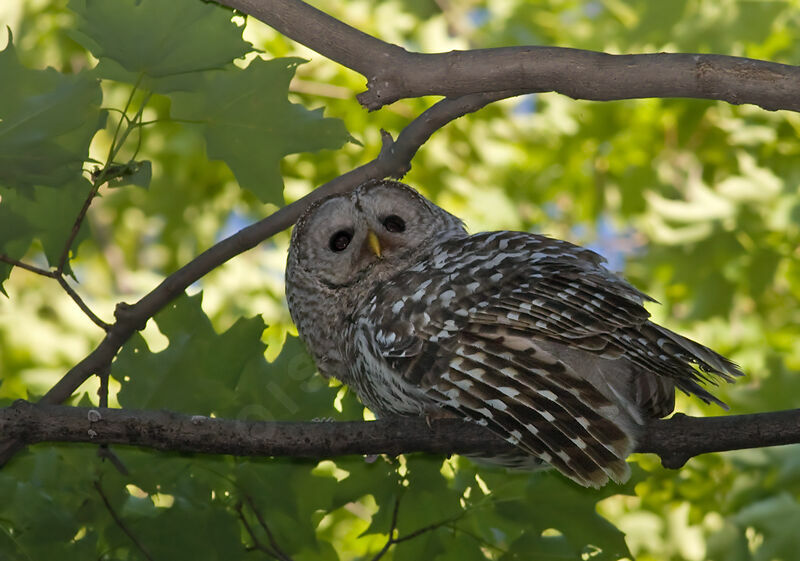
top-left (220, 0), bottom-right (800, 112)
top-left (2, 401), bottom-right (799, 471)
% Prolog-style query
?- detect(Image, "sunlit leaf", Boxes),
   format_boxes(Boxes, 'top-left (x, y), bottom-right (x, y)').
top-left (115, 292), bottom-right (267, 414)
top-left (169, 58), bottom-right (350, 204)
top-left (0, 178), bottom-right (92, 289)
top-left (68, 0), bottom-right (252, 91)
top-left (0, 36), bottom-right (103, 192)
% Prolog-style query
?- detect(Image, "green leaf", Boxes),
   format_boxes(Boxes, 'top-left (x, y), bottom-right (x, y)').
top-left (115, 292), bottom-right (267, 414)
top-left (115, 292), bottom-right (341, 421)
top-left (473, 470), bottom-right (633, 561)
top-left (0, 35), bottom-right (103, 193)
top-left (0, 178), bottom-right (92, 289)
top-left (169, 58), bottom-right (350, 204)
top-left (235, 460), bottom-right (337, 552)
top-left (68, 0), bottom-right (252, 92)
top-left (134, 502), bottom-right (246, 560)
top-left (230, 335), bottom-right (343, 421)
top-left (706, 521), bottom-right (751, 561)
top-left (733, 493), bottom-right (800, 561)
top-left (0, 446), bottom-right (101, 557)
top-left (331, 456), bottom-right (402, 514)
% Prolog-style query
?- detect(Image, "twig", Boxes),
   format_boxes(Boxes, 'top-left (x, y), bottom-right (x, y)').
top-left (368, 498), bottom-right (401, 561)
top-left (93, 480), bottom-right (154, 561)
top-left (56, 78), bottom-right (147, 276)
top-left (0, 254), bottom-right (56, 278)
top-left (0, 253), bottom-right (109, 330)
top-left (97, 446), bottom-right (130, 476)
top-left (55, 276), bottom-right (110, 331)
top-left (236, 502), bottom-right (294, 560)
top-left (4, 402), bottom-right (799, 469)
top-left (1, 254), bottom-right (110, 331)
top-left (244, 496), bottom-right (294, 561)
top-left (390, 515), bottom-right (460, 545)
top-left (94, 366), bottom-right (129, 475)
top-left (237, 503), bottom-right (268, 554)
top-left (369, 496), bottom-right (464, 560)
top-left (220, 0), bottom-right (800, 112)
top-left (56, 179), bottom-right (103, 275)
top-left (97, 365), bottom-right (110, 409)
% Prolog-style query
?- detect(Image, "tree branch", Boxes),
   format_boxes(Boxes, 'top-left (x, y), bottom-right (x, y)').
top-left (220, 0), bottom-right (800, 113)
top-left (2, 401), bottom-right (798, 471)
top-left (0, 93), bottom-right (507, 467)
top-left (223, 0), bottom-right (401, 77)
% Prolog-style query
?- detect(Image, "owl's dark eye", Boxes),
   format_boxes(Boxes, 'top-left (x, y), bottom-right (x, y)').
top-left (329, 230), bottom-right (353, 252)
top-left (382, 215), bottom-right (406, 233)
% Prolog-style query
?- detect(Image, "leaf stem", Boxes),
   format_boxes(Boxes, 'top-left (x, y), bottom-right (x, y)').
top-left (105, 74), bottom-right (143, 165)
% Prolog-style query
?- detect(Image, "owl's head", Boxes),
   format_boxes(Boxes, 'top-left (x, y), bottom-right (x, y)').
top-left (287, 180), bottom-right (466, 288)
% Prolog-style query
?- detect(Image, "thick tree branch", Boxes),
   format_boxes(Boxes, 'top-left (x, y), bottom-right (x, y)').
top-left (220, 0), bottom-right (800, 112)
top-left (2, 402), bottom-right (799, 471)
top-left (224, 0), bottom-right (400, 76)
top-left (0, 92), bottom-right (507, 467)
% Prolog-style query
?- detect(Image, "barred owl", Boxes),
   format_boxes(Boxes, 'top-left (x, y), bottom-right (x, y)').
top-left (285, 179), bottom-right (741, 487)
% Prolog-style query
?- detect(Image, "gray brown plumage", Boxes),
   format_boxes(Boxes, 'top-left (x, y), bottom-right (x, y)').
top-left (285, 179), bottom-right (742, 487)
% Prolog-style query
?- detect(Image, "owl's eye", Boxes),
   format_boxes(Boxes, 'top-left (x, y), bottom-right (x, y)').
top-left (328, 230), bottom-right (353, 252)
top-left (382, 215), bottom-right (406, 233)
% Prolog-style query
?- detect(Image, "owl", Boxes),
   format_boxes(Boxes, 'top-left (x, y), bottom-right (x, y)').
top-left (285, 179), bottom-right (742, 487)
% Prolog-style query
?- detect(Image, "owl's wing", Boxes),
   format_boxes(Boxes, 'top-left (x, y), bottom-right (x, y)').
top-left (452, 233), bottom-right (742, 401)
top-left (367, 231), bottom-right (740, 487)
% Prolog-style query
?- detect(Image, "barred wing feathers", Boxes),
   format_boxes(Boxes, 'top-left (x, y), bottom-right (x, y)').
top-left (364, 231), bottom-right (741, 487)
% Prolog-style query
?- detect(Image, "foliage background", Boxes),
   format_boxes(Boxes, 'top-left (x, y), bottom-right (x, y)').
top-left (1, 0), bottom-right (799, 559)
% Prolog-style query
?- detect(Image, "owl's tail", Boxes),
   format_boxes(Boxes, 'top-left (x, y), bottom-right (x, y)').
top-left (642, 323), bottom-right (744, 409)
top-left (430, 333), bottom-right (636, 488)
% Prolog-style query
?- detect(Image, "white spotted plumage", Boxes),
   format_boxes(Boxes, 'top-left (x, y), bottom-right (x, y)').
top-left (286, 179), bottom-right (742, 487)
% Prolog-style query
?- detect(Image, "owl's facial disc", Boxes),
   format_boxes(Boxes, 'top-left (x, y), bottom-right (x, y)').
top-left (290, 195), bottom-right (379, 287)
top-left (290, 180), bottom-right (466, 289)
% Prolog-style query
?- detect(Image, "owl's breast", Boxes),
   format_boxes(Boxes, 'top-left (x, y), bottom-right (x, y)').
top-left (342, 314), bottom-right (437, 417)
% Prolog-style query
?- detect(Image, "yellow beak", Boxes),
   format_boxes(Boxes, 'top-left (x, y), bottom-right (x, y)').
top-left (367, 230), bottom-right (382, 259)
